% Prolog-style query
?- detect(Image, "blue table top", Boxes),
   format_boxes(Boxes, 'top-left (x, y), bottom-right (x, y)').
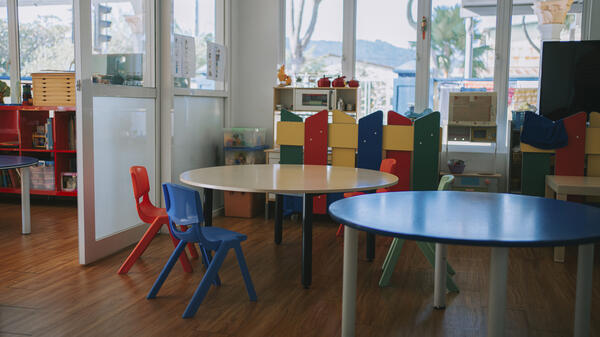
top-left (328, 191), bottom-right (600, 247)
top-left (0, 155), bottom-right (38, 170)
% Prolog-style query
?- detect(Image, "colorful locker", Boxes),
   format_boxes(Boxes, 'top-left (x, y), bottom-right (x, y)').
top-left (279, 109), bottom-right (303, 215)
top-left (412, 111), bottom-right (440, 191)
top-left (328, 110), bottom-right (358, 207)
top-left (385, 111), bottom-right (412, 191)
top-left (521, 152), bottom-right (553, 197)
top-left (357, 110), bottom-right (383, 170)
top-left (586, 112), bottom-right (600, 203)
top-left (555, 112), bottom-right (587, 202)
top-left (304, 110), bottom-right (328, 214)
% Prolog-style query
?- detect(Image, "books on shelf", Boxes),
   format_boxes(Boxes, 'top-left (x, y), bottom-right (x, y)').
top-left (0, 169), bottom-right (21, 188)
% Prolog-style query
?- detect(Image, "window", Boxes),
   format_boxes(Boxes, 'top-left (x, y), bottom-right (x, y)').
top-left (91, 0), bottom-right (152, 87)
top-left (17, 1), bottom-right (74, 82)
top-left (507, 8), bottom-right (583, 122)
top-left (285, 0), bottom-right (343, 83)
top-left (173, 0), bottom-right (218, 90)
top-left (429, 0), bottom-right (496, 124)
top-left (356, 0), bottom-right (417, 117)
top-left (0, 4), bottom-right (10, 103)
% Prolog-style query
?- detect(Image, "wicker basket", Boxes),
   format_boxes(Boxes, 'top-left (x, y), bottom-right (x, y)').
top-left (32, 72), bottom-right (75, 107)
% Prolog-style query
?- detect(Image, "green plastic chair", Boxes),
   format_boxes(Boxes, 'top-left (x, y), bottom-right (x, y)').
top-left (379, 175), bottom-right (459, 293)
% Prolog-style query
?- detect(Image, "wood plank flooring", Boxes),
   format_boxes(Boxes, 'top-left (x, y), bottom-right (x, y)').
top-left (1, 198), bottom-right (599, 337)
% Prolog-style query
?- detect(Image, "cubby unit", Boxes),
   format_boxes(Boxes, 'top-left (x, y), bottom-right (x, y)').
top-left (0, 105), bottom-right (77, 197)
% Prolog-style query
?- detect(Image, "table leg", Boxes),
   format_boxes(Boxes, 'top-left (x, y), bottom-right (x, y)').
top-left (554, 193), bottom-right (567, 263)
top-left (487, 247), bottom-right (509, 337)
top-left (434, 243), bottom-right (447, 309)
top-left (366, 233), bottom-right (375, 261)
top-left (203, 188), bottom-right (213, 227)
top-left (302, 193), bottom-right (313, 288)
top-left (20, 167), bottom-right (31, 235)
top-left (274, 194), bottom-right (283, 244)
top-left (574, 244), bottom-right (594, 337)
top-left (342, 225), bottom-right (358, 337)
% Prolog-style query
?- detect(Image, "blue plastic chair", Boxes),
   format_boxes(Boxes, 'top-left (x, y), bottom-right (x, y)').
top-left (147, 183), bottom-right (257, 318)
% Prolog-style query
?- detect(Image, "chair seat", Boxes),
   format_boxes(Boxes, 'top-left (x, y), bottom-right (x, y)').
top-left (202, 226), bottom-right (247, 243)
top-left (343, 191), bottom-right (365, 198)
top-left (138, 203), bottom-right (168, 224)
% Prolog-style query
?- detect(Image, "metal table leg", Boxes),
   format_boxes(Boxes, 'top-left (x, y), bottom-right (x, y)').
top-left (274, 194), bottom-right (283, 244)
top-left (342, 226), bottom-right (358, 337)
top-left (203, 188), bottom-right (213, 227)
top-left (302, 193), bottom-right (313, 288)
top-left (487, 247), bottom-right (509, 337)
top-left (20, 167), bottom-right (31, 235)
top-left (574, 244), bottom-right (594, 337)
top-left (434, 243), bottom-right (447, 309)
top-left (366, 233), bottom-right (375, 261)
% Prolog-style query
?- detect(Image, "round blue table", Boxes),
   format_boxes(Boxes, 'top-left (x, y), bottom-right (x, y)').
top-left (329, 191), bottom-right (600, 337)
top-left (0, 155), bottom-right (38, 234)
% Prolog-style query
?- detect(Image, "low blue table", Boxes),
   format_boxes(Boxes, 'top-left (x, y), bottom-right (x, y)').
top-left (329, 191), bottom-right (600, 337)
top-left (0, 155), bottom-right (38, 234)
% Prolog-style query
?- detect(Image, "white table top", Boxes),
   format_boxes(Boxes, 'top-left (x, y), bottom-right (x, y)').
top-left (546, 175), bottom-right (600, 196)
top-left (180, 164), bottom-right (398, 194)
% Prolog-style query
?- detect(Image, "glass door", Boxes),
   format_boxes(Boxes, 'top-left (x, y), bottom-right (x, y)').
top-left (75, 0), bottom-right (158, 264)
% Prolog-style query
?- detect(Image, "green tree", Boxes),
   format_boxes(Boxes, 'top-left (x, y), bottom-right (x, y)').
top-left (428, 5), bottom-right (490, 78)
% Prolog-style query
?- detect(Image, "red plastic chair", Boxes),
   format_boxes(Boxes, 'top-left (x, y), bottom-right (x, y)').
top-left (336, 158), bottom-right (397, 237)
top-left (118, 166), bottom-right (199, 274)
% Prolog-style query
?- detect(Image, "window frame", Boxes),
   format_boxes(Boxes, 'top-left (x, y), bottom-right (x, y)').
top-left (172, 0), bottom-right (229, 97)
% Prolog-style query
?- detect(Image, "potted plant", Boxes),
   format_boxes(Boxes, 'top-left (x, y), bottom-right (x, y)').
top-left (0, 81), bottom-right (10, 104)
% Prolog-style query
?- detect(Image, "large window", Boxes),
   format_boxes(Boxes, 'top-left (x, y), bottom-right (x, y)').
top-left (173, 0), bottom-right (217, 90)
top-left (507, 10), bottom-right (583, 121)
top-left (91, 0), bottom-right (151, 87)
top-left (18, 1), bottom-right (74, 80)
top-left (429, 0), bottom-right (496, 124)
top-left (356, 0), bottom-right (417, 117)
top-left (285, 0), bottom-right (343, 83)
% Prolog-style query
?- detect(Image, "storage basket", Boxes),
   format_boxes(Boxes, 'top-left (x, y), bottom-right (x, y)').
top-left (32, 72), bottom-right (76, 107)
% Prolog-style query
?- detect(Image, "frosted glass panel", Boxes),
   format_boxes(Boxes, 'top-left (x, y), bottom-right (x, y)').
top-left (173, 96), bottom-right (224, 208)
top-left (93, 97), bottom-right (156, 240)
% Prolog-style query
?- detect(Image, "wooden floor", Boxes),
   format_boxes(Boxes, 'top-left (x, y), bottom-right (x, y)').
top-left (1, 198), bottom-right (600, 337)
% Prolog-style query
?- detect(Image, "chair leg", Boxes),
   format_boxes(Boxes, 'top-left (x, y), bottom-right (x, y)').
top-left (166, 225), bottom-right (193, 273)
top-left (379, 238), bottom-right (405, 287)
top-left (234, 243), bottom-right (258, 301)
top-left (182, 243), bottom-right (230, 318)
top-left (180, 225), bottom-right (199, 259)
top-left (147, 240), bottom-right (188, 299)
top-left (381, 238), bottom-right (398, 271)
top-left (336, 224), bottom-right (344, 237)
top-left (118, 216), bottom-right (164, 274)
top-left (200, 246), bottom-right (221, 286)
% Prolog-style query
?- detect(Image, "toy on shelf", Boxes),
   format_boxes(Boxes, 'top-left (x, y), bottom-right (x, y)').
top-left (317, 76), bottom-right (331, 88)
top-left (447, 159), bottom-right (465, 174)
top-left (332, 76), bottom-right (346, 87)
top-left (347, 79), bottom-right (359, 87)
top-left (277, 65), bottom-right (292, 87)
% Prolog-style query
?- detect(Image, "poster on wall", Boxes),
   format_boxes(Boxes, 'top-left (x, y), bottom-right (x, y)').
top-left (174, 34), bottom-right (196, 78)
top-left (207, 42), bottom-right (227, 82)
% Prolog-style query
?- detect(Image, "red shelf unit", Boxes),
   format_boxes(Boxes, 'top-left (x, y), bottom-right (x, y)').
top-left (0, 105), bottom-right (77, 197)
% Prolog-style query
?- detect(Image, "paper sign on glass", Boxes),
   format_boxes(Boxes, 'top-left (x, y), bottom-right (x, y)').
top-left (174, 34), bottom-right (196, 78)
top-left (207, 42), bottom-right (227, 82)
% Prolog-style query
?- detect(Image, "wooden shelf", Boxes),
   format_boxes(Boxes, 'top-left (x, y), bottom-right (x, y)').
top-left (0, 105), bottom-right (77, 197)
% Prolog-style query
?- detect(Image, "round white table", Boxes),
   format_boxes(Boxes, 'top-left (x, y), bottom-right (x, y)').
top-left (180, 164), bottom-right (398, 288)
top-left (0, 155), bottom-right (38, 234)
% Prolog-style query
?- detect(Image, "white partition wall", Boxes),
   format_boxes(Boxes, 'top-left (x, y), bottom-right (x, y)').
top-left (172, 96), bottom-right (225, 210)
top-left (93, 97), bottom-right (157, 240)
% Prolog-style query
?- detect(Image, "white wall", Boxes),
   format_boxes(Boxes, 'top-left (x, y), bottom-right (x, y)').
top-left (230, 0), bottom-right (281, 147)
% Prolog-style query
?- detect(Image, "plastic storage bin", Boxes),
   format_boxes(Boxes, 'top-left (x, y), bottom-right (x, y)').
top-left (30, 161), bottom-right (55, 191)
top-left (224, 192), bottom-right (265, 218)
top-left (224, 128), bottom-right (266, 148)
top-left (224, 148), bottom-right (266, 165)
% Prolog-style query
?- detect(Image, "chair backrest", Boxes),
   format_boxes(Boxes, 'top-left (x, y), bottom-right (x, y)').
top-left (162, 183), bottom-right (208, 244)
top-left (379, 158), bottom-right (397, 174)
top-left (130, 166), bottom-right (158, 224)
top-left (438, 175), bottom-right (455, 191)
